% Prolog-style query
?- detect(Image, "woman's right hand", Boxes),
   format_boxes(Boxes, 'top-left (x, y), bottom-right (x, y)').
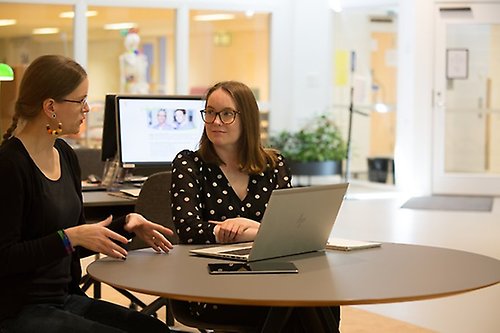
top-left (64, 215), bottom-right (128, 259)
top-left (210, 218), bottom-right (260, 243)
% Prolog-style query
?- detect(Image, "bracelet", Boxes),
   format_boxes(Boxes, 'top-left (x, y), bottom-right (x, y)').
top-left (57, 230), bottom-right (74, 255)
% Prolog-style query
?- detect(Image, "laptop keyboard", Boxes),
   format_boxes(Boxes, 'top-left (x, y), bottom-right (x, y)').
top-left (222, 248), bottom-right (252, 256)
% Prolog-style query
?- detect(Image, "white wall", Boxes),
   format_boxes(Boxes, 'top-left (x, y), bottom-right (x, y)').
top-left (269, 0), bottom-right (334, 133)
top-left (394, 0), bottom-right (434, 195)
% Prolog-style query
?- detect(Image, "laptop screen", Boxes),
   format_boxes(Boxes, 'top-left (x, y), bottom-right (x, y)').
top-left (115, 95), bottom-right (205, 168)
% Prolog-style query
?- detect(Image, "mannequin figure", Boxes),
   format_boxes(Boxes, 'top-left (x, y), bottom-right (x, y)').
top-left (119, 30), bottom-right (149, 94)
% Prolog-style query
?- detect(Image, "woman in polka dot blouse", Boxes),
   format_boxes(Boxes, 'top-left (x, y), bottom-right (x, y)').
top-left (171, 80), bottom-right (292, 245)
top-left (170, 81), bottom-right (340, 331)
top-left (170, 81), bottom-right (295, 328)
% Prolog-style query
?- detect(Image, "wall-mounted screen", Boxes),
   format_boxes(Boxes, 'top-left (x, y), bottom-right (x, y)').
top-left (115, 95), bottom-right (205, 168)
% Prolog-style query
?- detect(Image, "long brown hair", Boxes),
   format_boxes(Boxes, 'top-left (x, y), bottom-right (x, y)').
top-left (1, 54), bottom-right (87, 145)
top-left (198, 81), bottom-right (279, 174)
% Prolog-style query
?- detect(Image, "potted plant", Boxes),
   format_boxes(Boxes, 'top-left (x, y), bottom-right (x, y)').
top-left (268, 114), bottom-right (347, 176)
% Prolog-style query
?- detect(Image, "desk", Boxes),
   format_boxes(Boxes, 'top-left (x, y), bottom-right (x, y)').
top-left (88, 244), bottom-right (500, 330)
top-left (83, 190), bottom-right (136, 221)
top-left (83, 190), bottom-right (137, 207)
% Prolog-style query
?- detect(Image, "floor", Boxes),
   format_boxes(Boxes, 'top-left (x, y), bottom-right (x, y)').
top-left (337, 180), bottom-right (500, 333)
top-left (85, 179), bottom-right (500, 333)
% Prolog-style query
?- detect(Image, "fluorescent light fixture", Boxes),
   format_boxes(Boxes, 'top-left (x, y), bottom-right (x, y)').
top-left (104, 22), bottom-right (137, 31)
top-left (0, 19), bottom-right (16, 27)
top-left (59, 10), bottom-right (98, 19)
top-left (329, 0), bottom-right (343, 13)
top-left (193, 14), bottom-right (235, 22)
top-left (0, 63), bottom-right (14, 81)
top-left (32, 27), bottom-right (60, 35)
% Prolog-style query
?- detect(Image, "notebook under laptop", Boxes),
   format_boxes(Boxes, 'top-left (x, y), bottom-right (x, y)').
top-left (189, 183), bottom-right (349, 262)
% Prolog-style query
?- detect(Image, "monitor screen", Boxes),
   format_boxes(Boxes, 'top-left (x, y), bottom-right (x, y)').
top-left (115, 95), bottom-right (205, 168)
top-left (101, 93), bottom-right (117, 162)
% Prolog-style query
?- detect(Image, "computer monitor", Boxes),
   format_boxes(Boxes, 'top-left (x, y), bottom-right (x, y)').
top-left (100, 93), bottom-right (118, 162)
top-left (115, 94), bottom-right (205, 169)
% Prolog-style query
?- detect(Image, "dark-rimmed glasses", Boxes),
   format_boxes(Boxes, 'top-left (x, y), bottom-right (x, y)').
top-left (61, 96), bottom-right (88, 108)
top-left (200, 108), bottom-right (240, 124)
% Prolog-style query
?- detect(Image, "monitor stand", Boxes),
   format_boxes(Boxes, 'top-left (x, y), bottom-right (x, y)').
top-left (101, 157), bottom-right (125, 190)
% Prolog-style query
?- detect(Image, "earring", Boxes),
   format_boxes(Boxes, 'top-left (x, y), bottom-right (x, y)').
top-left (46, 122), bottom-right (63, 136)
top-left (52, 113), bottom-right (56, 119)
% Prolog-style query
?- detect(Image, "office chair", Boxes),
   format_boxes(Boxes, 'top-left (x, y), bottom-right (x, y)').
top-left (115, 171), bottom-right (178, 327)
top-left (93, 170), bottom-right (260, 332)
top-left (73, 147), bottom-right (105, 181)
top-left (125, 171), bottom-right (260, 333)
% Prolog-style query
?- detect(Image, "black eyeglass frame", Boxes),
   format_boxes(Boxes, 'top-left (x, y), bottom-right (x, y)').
top-left (61, 96), bottom-right (88, 108)
top-left (200, 109), bottom-right (240, 125)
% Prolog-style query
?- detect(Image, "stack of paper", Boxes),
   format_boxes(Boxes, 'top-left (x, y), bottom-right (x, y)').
top-left (326, 238), bottom-right (382, 251)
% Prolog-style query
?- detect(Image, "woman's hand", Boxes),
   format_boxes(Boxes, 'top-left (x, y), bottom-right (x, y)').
top-left (64, 216), bottom-right (129, 259)
top-left (210, 218), bottom-right (260, 243)
top-left (124, 213), bottom-right (174, 253)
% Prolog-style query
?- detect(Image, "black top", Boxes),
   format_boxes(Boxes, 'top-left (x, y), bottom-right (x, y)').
top-left (0, 138), bottom-right (131, 321)
top-left (171, 149), bottom-right (292, 244)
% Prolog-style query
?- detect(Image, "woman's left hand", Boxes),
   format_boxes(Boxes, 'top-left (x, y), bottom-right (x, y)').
top-left (124, 213), bottom-right (175, 253)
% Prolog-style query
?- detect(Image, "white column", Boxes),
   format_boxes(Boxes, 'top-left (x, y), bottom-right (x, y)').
top-left (175, 5), bottom-right (189, 95)
top-left (73, 0), bottom-right (88, 68)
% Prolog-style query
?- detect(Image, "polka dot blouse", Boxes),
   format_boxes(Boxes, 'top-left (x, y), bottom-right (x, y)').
top-left (171, 149), bottom-right (292, 244)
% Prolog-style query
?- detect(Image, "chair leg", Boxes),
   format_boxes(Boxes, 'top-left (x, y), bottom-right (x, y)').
top-left (113, 287), bottom-right (148, 309)
top-left (141, 298), bottom-right (176, 327)
top-left (80, 274), bottom-right (93, 291)
top-left (80, 275), bottom-right (101, 299)
top-left (141, 298), bottom-right (168, 316)
top-left (165, 300), bottom-right (175, 327)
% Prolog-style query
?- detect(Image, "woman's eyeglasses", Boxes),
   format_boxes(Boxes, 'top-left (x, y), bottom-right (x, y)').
top-left (61, 96), bottom-right (88, 109)
top-left (200, 108), bottom-right (239, 124)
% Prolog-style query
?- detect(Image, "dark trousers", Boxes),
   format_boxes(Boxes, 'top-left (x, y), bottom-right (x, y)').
top-left (0, 294), bottom-right (168, 333)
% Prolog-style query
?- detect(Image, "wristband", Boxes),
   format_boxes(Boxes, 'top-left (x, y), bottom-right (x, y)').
top-left (57, 230), bottom-right (74, 255)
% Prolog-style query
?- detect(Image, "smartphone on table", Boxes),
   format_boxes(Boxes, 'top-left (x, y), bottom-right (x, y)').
top-left (208, 261), bottom-right (298, 274)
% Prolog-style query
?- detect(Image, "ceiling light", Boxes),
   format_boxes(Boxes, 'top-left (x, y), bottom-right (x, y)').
top-left (32, 27), bottom-right (60, 35)
top-left (104, 22), bottom-right (137, 31)
top-left (194, 14), bottom-right (235, 22)
top-left (0, 19), bottom-right (16, 27)
top-left (0, 63), bottom-right (14, 81)
top-left (329, 0), bottom-right (343, 13)
top-left (59, 10), bottom-right (98, 19)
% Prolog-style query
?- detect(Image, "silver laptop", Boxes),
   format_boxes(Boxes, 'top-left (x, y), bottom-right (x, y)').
top-left (189, 183), bottom-right (349, 262)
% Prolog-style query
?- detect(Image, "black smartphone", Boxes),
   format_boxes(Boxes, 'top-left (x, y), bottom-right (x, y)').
top-left (208, 261), bottom-right (298, 274)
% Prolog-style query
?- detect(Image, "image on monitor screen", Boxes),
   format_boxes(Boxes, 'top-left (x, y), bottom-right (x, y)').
top-left (101, 93), bottom-right (118, 162)
top-left (115, 95), bottom-right (205, 168)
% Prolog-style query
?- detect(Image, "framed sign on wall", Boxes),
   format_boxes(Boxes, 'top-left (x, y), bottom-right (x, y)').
top-left (446, 48), bottom-right (468, 80)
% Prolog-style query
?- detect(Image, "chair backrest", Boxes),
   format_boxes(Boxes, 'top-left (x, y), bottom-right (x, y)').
top-left (74, 147), bottom-right (105, 181)
top-left (129, 171), bottom-right (179, 249)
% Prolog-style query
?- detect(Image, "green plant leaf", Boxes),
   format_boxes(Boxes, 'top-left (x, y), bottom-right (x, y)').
top-left (268, 114), bottom-right (347, 162)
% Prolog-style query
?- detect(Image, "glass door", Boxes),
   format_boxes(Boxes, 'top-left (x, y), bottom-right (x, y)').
top-left (433, 4), bottom-right (500, 195)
